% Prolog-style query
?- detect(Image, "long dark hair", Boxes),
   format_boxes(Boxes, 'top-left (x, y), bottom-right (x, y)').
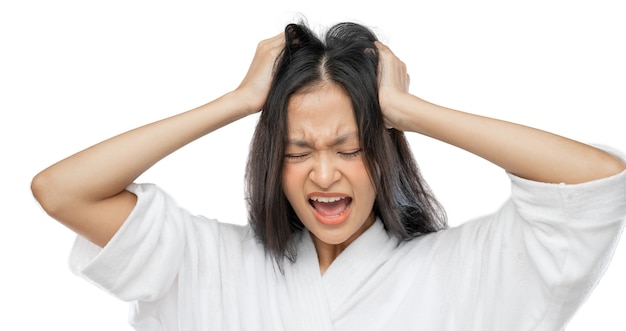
top-left (245, 21), bottom-right (447, 265)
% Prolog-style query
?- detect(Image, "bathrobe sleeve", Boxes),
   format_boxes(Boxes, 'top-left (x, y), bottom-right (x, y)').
top-left (67, 184), bottom-right (288, 331)
top-left (505, 157), bottom-right (626, 324)
top-left (429, 146), bottom-right (626, 330)
top-left (68, 183), bottom-right (198, 301)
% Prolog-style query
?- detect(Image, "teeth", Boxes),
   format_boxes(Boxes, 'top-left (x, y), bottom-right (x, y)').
top-left (310, 196), bottom-right (345, 203)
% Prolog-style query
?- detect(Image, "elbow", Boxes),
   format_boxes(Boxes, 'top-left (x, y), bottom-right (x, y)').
top-left (588, 149), bottom-right (626, 182)
top-left (31, 170), bottom-right (65, 219)
top-left (603, 154), bottom-right (626, 177)
top-left (550, 149), bottom-right (626, 185)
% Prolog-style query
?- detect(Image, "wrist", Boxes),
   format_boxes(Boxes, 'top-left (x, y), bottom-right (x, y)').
top-left (383, 92), bottom-right (429, 133)
top-left (221, 90), bottom-right (261, 118)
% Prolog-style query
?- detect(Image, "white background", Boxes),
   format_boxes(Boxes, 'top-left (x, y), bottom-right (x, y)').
top-left (2, 0), bottom-right (624, 329)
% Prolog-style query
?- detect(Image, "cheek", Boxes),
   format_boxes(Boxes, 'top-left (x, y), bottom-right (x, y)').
top-left (345, 162), bottom-right (376, 198)
top-left (282, 164), bottom-right (307, 199)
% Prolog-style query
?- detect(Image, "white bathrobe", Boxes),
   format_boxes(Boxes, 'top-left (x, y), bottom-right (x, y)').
top-left (69, 152), bottom-right (626, 331)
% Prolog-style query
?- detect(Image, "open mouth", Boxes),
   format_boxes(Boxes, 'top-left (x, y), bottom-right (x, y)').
top-left (309, 196), bottom-right (352, 218)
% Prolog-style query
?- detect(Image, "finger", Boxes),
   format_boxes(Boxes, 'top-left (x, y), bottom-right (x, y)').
top-left (374, 40), bottom-right (391, 53)
top-left (258, 33), bottom-right (285, 55)
top-left (406, 73), bottom-right (411, 92)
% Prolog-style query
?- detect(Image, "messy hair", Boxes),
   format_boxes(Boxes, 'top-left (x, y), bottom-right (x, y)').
top-left (245, 21), bottom-right (447, 266)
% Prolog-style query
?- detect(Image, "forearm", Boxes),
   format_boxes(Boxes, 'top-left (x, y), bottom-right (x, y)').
top-left (31, 91), bottom-right (251, 244)
top-left (395, 94), bottom-right (625, 184)
top-left (36, 92), bottom-right (249, 202)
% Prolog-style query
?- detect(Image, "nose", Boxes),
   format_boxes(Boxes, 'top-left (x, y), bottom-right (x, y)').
top-left (309, 153), bottom-right (341, 189)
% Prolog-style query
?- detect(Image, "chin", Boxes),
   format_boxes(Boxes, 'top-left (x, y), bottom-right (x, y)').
top-left (310, 225), bottom-right (358, 246)
top-left (317, 234), bottom-right (350, 246)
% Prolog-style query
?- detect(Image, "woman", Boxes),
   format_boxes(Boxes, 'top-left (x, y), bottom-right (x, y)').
top-left (31, 22), bottom-right (626, 330)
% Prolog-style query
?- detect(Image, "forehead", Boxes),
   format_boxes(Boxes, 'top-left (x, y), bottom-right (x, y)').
top-left (286, 83), bottom-right (358, 144)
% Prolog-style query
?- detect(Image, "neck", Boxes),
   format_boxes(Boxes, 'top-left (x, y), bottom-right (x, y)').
top-left (311, 217), bottom-right (375, 274)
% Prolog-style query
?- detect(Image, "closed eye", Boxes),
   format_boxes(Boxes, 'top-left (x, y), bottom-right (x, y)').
top-left (338, 149), bottom-right (362, 159)
top-left (285, 153), bottom-right (310, 161)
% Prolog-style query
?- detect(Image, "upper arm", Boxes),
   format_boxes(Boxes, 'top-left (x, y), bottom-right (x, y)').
top-left (31, 173), bottom-right (137, 248)
top-left (74, 190), bottom-right (138, 247)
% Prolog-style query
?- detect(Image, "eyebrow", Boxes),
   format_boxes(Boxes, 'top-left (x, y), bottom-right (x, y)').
top-left (286, 132), bottom-right (359, 149)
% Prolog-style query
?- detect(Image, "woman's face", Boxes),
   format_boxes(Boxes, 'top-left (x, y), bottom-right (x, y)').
top-left (282, 82), bottom-right (376, 251)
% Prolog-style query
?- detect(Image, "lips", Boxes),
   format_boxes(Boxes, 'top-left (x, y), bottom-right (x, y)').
top-left (308, 194), bottom-right (352, 226)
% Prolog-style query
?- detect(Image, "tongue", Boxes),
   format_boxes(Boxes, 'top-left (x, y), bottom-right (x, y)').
top-left (312, 199), bottom-right (349, 217)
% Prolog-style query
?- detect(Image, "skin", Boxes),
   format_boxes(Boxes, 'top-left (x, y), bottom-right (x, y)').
top-left (31, 32), bottom-right (625, 272)
top-left (283, 83), bottom-right (377, 273)
top-left (375, 41), bottom-right (625, 185)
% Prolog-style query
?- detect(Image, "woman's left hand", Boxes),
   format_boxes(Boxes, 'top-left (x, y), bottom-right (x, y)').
top-left (376, 41), bottom-right (412, 130)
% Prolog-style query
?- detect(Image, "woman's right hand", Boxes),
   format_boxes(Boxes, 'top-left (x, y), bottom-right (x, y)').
top-left (234, 33), bottom-right (285, 115)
